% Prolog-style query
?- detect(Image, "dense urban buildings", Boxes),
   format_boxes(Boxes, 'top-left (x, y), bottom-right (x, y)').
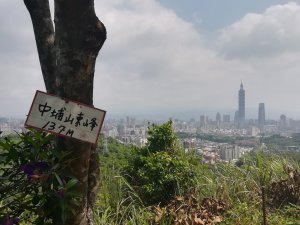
top-left (0, 117), bottom-right (25, 137)
top-left (1, 112), bottom-right (300, 164)
top-left (1, 82), bottom-right (300, 164)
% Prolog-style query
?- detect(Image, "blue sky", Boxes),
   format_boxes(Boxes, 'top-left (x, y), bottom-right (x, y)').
top-left (159, 0), bottom-right (291, 30)
top-left (1, 0), bottom-right (300, 120)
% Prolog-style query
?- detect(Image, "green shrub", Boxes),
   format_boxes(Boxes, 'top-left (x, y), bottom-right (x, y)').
top-left (0, 130), bottom-right (79, 225)
top-left (124, 121), bottom-right (197, 206)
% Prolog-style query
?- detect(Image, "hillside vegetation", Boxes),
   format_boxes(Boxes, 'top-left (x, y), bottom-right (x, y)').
top-left (0, 122), bottom-right (299, 224)
top-left (95, 121), bottom-right (300, 225)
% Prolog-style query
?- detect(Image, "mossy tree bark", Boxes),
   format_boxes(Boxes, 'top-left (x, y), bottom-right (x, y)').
top-left (24, 0), bottom-right (106, 224)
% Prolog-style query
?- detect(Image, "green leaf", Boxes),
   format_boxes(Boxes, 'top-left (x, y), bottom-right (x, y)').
top-left (54, 173), bottom-right (64, 186)
top-left (65, 178), bottom-right (78, 190)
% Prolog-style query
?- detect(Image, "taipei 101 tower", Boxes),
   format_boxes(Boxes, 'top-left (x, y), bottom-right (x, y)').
top-left (238, 82), bottom-right (245, 127)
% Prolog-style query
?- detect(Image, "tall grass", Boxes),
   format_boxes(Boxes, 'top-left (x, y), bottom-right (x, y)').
top-left (94, 172), bottom-right (152, 225)
top-left (193, 153), bottom-right (299, 224)
top-left (94, 140), bottom-right (300, 225)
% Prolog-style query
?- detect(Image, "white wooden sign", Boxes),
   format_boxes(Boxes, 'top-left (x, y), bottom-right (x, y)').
top-left (25, 90), bottom-right (106, 144)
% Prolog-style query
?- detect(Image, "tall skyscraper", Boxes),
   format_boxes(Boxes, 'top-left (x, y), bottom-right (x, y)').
top-left (279, 114), bottom-right (287, 129)
top-left (200, 115), bottom-right (206, 126)
top-left (216, 112), bottom-right (221, 122)
top-left (223, 114), bottom-right (230, 123)
top-left (216, 112), bottom-right (221, 127)
top-left (234, 110), bottom-right (239, 126)
top-left (238, 82), bottom-right (245, 127)
top-left (258, 103), bottom-right (265, 129)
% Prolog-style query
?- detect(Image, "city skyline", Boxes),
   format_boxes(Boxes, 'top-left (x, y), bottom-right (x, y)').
top-left (2, 1), bottom-right (300, 119)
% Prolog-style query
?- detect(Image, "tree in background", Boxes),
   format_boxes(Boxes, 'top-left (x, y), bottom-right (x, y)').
top-left (23, 0), bottom-right (106, 224)
top-left (147, 120), bottom-right (179, 154)
top-left (125, 120), bottom-right (197, 206)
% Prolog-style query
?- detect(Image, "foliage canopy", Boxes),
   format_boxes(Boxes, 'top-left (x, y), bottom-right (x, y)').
top-left (124, 120), bottom-right (197, 206)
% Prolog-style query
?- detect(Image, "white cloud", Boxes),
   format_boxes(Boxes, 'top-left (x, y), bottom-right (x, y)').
top-left (93, 0), bottom-right (250, 114)
top-left (1, 0), bottom-right (300, 119)
top-left (218, 2), bottom-right (300, 59)
top-left (0, 0), bottom-right (45, 117)
top-left (215, 2), bottom-right (300, 117)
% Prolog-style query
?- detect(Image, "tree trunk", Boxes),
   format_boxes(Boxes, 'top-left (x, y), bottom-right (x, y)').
top-left (24, 0), bottom-right (106, 224)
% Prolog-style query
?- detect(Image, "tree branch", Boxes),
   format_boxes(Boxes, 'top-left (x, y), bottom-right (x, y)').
top-left (24, 0), bottom-right (56, 94)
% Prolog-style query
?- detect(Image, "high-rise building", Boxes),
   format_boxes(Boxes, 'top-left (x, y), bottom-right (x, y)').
top-left (279, 114), bottom-right (287, 129)
top-left (200, 115), bottom-right (206, 126)
top-left (258, 103), bottom-right (265, 129)
top-left (234, 110), bottom-right (239, 126)
top-left (216, 112), bottom-right (221, 127)
top-left (220, 145), bottom-right (241, 161)
top-left (238, 82), bottom-right (245, 128)
top-left (223, 114), bottom-right (230, 123)
top-left (216, 112), bottom-right (221, 122)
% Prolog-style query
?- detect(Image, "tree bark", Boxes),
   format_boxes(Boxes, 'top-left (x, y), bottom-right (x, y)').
top-left (24, 0), bottom-right (106, 224)
top-left (24, 0), bottom-right (56, 94)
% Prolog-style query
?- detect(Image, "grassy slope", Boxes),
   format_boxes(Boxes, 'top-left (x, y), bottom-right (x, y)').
top-left (94, 138), bottom-right (300, 225)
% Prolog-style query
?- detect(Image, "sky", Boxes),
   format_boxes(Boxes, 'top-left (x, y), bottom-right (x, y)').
top-left (1, 0), bottom-right (300, 120)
